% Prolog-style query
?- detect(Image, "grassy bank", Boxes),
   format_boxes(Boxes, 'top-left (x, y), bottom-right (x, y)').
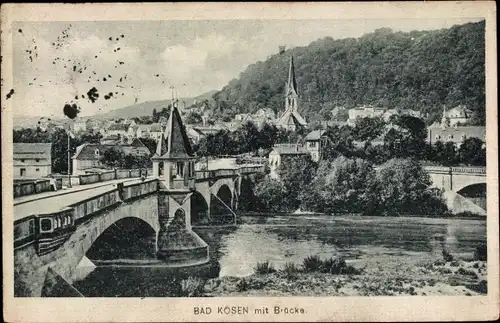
top-left (238, 211), bottom-right (486, 220)
top-left (174, 245), bottom-right (487, 297)
top-left (202, 256), bottom-right (487, 297)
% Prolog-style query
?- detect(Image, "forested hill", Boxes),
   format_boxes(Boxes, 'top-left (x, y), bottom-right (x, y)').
top-left (210, 20), bottom-right (485, 125)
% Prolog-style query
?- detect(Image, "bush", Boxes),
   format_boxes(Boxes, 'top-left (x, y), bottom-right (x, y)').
top-left (457, 267), bottom-right (478, 279)
top-left (474, 242), bottom-right (487, 261)
top-left (302, 255), bottom-right (323, 272)
top-left (322, 256), bottom-right (347, 274)
top-left (236, 278), bottom-right (248, 292)
top-left (180, 276), bottom-right (205, 297)
top-left (442, 249), bottom-right (454, 262)
top-left (280, 262), bottom-right (300, 280)
top-left (254, 261), bottom-right (276, 275)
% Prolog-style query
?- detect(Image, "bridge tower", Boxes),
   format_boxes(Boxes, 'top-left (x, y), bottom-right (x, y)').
top-left (152, 100), bottom-right (202, 261)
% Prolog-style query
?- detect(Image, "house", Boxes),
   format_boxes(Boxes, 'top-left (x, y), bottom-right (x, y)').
top-left (268, 143), bottom-right (309, 178)
top-left (149, 123), bottom-right (164, 140)
top-left (106, 123), bottom-right (130, 138)
top-left (444, 105), bottom-right (473, 126)
top-left (383, 109), bottom-right (422, 121)
top-left (254, 108), bottom-right (276, 120)
top-left (348, 106), bottom-right (385, 120)
top-left (13, 143), bottom-right (52, 179)
top-left (276, 55), bottom-right (308, 131)
top-left (72, 141), bottom-right (150, 175)
top-left (427, 126), bottom-right (485, 148)
top-left (100, 134), bottom-right (122, 145)
top-left (304, 130), bottom-right (327, 162)
top-left (136, 124), bottom-right (152, 138)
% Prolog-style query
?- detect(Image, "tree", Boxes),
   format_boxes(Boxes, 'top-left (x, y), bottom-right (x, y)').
top-left (458, 137), bottom-right (485, 166)
top-left (376, 158), bottom-right (446, 215)
top-left (322, 125), bottom-right (355, 160)
top-left (443, 141), bottom-right (458, 166)
top-left (302, 157), bottom-right (378, 214)
top-left (102, 147), bottom-right (125, 168)
top-left (353, 117), bottom-right (385, 141)
top-left (278, 155), bottom-right (317, 211)
top-left (253, 176), bottom-right (289, 212)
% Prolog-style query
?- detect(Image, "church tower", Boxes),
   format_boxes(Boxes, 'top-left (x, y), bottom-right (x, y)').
top-left (285, 55), bottom-right (299, 112)
top-left (276, 55), bottom-right (308, 131)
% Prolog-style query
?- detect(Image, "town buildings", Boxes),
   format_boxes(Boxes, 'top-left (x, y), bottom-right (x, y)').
top-left (276, 56), bottom-right (308, 131)
top-left (427, 106), bottom-right (485, 147)
top-left (13, 143), bottom-right (52, 179)
top-left (72, 140), bottom-right (150, 175)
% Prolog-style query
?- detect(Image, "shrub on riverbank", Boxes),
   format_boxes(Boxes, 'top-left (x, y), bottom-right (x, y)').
top-left (254, 261), bottom-right (277, 275)
top-left (474, 242), bottom-right (487, 261)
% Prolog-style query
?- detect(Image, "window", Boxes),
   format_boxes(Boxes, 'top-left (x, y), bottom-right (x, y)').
top-left (36, 168), bottom-right (40, 172)
top-left (95, 149), bottom-right (100, 156)
top-left (461, 134), bottom-right (467, 140)
top-left (20, 168), bottom-right (26, 177)
top-left (20, 159), bottom-right (25, 163)
top-left (435, 135), bottom-right (441, 140)
top-left (308, 141), bottom-right (317, 148)
top-left (176, 162), bottom-right (184, 177)
top-left (40, 218), bottom-right (52, 232)
top-left (35, 159), bottom-right (40, 162)
top-left (448, 135), bottom-right (454, 140)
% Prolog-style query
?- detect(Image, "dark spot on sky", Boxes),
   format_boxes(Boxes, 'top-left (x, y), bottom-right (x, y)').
top-left (119, 61), bottom-right (124, 65)
top-left (95, 55), bottom-right (98, 58)
top-left (121, 34), bottom-right (124, 38)
top-left (103, 77), bottom-right (107, 81)
top-left (86, 87), bottom-right (99, 103)
top-left (109, 37), bottom-right (112, 41)
top-left (18, 29), bottom-right (22, 33)
top-left (63, 103), bottom-right (80, 119)
top-left (116, 47), bottom-right (120, 51)
top-left (73, 66), bottom-right (76, 72)
top-left (75, 95), bottom-right (78, 100)
top-left (116, 38), bottom-right (119, 41)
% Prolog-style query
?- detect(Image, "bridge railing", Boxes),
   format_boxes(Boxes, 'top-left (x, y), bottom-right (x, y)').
top-left (121, 179), bottom-right (159, 201)
top-left (71, 189), bottom-right (121, 222)
top-left (450, 166), bottom-right (486, 174)
top-left (423, 165), bottom-right (486, 174)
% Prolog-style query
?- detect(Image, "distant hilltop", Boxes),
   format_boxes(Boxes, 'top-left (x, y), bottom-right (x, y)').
top-left (209, 20), bottom-right (485, 126)
top-left (93, 90), bottom-right (217, 119)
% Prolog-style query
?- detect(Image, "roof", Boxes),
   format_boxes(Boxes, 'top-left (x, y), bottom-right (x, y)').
top-left (271, 144), bottom-right (308, 155)
top-left (107, 123), bottom-right (129, 131)
top-left (428, 126), bottom-right (486, 142)
top-left (153, 106), bottom-right (193, 159)
top-left (13, 143), bottom-right (52, 160)
top-left (276, 108), bottom-right (308, 127)
top-left (305, 130), bottom-right (326, 141)
top-left (287, 55), bottom-right (298, 95)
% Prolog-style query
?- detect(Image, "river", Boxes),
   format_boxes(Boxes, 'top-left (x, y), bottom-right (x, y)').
top-left (72, 214), bottom-right (486, 297)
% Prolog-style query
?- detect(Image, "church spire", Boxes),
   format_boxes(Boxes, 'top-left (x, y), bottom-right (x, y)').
top-left (287, 55), bottom-right (298, 96)
top-left (441, 105), bottom-right (449, 129)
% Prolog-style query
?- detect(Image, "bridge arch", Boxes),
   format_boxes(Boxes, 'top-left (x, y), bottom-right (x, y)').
top-left (216, 184), bottom-right (233, 208)
top-left (86, 216), bottom-right (157, 261)
top-left (453, 177), bottom-right (486, 193)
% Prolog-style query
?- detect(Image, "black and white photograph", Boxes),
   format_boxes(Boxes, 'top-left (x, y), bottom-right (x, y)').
top-left (2, 2), bottom-right (498, 322)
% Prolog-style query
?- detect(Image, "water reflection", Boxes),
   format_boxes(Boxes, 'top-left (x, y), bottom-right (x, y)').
top-left (73, 215), bottom-right (486, 296)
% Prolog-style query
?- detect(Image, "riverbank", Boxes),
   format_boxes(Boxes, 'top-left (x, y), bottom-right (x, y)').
top-left (202, 257), bottom-right (487, 296)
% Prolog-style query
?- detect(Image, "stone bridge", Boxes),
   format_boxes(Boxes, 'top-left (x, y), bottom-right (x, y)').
top-left (13, 165), bottom-right (264, 297)
top-left (423, 166), bottom-right (487, 214)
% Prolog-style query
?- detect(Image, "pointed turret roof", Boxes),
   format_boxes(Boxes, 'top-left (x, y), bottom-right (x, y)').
top-left (154, 104), bottom-right (193, 159)
top-left (287, 55), bottom-right (298, 96)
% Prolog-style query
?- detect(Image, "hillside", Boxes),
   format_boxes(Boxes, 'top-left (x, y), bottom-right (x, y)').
top-left (210, 21), bottom-right (485, 125)
top-left (95, 90), bottom-right (217, 119)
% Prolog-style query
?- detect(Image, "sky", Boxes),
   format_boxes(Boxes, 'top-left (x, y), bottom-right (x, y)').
top-left (11, 18), bottom-right (483, 118)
